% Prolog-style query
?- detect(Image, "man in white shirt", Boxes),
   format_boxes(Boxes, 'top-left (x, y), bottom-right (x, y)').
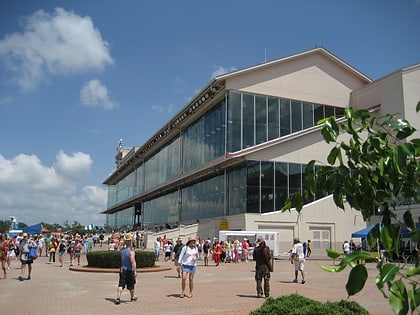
top-left (290, 238), bottom-right (305, 284)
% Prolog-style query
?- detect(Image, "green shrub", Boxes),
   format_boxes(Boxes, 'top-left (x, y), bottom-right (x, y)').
top-left (86, 250), bottom-right (156, 268)
top-left (249, 294), bottom-right (369, 315)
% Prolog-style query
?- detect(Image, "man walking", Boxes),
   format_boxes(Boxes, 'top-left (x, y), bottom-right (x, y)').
top-left (253, 236), bottom-right (273, 298)
top-left (115, 233), bottom-right (137, 305)
top-left (291, 237), bottom-right (305, 284)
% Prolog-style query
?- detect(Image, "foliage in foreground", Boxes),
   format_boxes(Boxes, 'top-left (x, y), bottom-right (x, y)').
top-left (249, 294), bottom-right (369, 315)
top-left (282, 104), bottom-right (420, 315)
top-left (86, 250), bottom-right (156, 268)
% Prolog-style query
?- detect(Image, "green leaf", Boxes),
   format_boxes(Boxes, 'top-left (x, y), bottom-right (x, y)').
top-left (416, 100), bottom-right (420, 113)
top-left (378, 263), bottom-right (400, 283)
top-left (406, 266), bottom-right (420, 277)
top-left (327, 147), bottom-right (339, 165)
top-left (326, 248), bottom-right (341, 259)
top-left (340, 251), bottom-right (374, 265)
top-left (389, 280), bottom-right (409, 315)
top-left (320, 263), bottom-right (347, 273)
top-left (346, 264), bottom-right (368, 296)
top-left (408, 287), bottom-right (420, 313)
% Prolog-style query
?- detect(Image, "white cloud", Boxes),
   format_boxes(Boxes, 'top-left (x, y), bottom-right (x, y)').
top-left (151, 104), bottom-right (175, 114)
top-left (0, 7), bottom-right (114, 91)
top-left (80, 79), bottom-right (118, 110)
top-left (0, 96), bottom-right (13, 106)
top-left (0, 152), bottom-right (106, 226)
top-left (53, 150), bottom-right (93, 182)
top-left (211, 65), bottom-right (237, 78)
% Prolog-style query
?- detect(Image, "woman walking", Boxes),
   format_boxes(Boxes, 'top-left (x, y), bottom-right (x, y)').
top-left (177, 236), bottom-right (198, 298)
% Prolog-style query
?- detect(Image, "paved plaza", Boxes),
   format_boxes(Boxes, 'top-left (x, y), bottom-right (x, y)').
top-left (1, 249), bottom-right (395, 315)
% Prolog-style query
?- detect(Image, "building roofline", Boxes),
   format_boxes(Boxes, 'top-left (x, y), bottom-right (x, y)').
top-left (214, 46), bottom-right (372, 84)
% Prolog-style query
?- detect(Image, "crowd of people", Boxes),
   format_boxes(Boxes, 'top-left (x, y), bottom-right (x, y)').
top-left (0, 229), bottom-right (313, 301)
top-left (0, 231), bottom-right (108, 281)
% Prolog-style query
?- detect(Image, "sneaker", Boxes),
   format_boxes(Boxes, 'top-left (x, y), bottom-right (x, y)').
top-left (293, 279), bottom-right (298, 283)
top-left (115, 298), bottom-right (120, 305)
top-left (130, 297), bottom-right (138, 302)
top-left (301, 280), bottom-right (305, 284)
top-left (26, 276), bottom-right (31, 280)
top-left (257, 293), bottom-right (263, 298)
top-left (18, 276), bottom-right (24, 281)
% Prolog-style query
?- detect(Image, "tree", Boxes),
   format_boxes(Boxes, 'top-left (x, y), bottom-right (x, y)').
top-left (282, 104), bottom-right (420, 315)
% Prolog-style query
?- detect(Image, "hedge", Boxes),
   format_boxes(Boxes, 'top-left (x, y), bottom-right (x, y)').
top-left (86, 250), bottom-right (156, 268)
top-left (250, 294), bottom-right (369, 315)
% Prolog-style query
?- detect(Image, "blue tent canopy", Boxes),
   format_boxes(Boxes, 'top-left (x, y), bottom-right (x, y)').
top-left (351, 224), bottom-right (378, 238)
top-left (23, 223), bottom-right (42, 235)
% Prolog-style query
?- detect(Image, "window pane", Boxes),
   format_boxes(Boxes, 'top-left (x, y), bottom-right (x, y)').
top-left (255, 95), bottom-right (267, 145)
top-left (325, 105), bottom-right (334, 118)
top-left (260, 161), bottom-right (274, 213)
top-left (303, 102), bottom-right (314, 129)
top-left (275, 162), bottom-right (288, 209)
top-left (228, 164), bottom-right (247, 215)
top-left (268, 97), bottom-right (279, 140)
top-left (243, 93), bottom-right (254, 148)
top-left (280, 99), bottom-right (291, 136)
top-left (291, 100), bottom-right (302, 133)
top-left (313, 104), bottom-right (324, 125)
top-left (227, 91), bottom-right (242, 152)
top-left (247, 160), bottom-right (260, 213)
top-left (289, 163), bottom-right (302, 196)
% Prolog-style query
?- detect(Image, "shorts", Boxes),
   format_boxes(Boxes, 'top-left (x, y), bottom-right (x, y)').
top-left (59, 251), bottom-right (65, 256)
top-left (294, 259), bottom-right (305, 271)
top-left (118, 270), bottom-right (136, 290)
top-left (181, 264), bottom-right (196, 274)
top-left (165, 252), bottom-right (171, 257)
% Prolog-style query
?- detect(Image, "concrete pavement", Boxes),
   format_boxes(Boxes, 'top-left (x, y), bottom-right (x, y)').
top-left (0, 250), bottom-right (395, 315)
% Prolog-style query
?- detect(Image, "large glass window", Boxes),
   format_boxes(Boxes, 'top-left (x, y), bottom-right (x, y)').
top-left (181, 175), bottom-right (224, 222)
top-left (182, 100), bottom-right (226, 173)
top-left (143, 190), bottom-right (179, 229)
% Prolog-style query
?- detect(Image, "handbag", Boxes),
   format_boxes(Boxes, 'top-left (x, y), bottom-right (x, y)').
top-left (29, 247), bottom-right (38, 259)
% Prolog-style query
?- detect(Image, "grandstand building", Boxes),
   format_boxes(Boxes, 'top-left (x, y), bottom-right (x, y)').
top-left (102, 47), bottom-right (420, 253)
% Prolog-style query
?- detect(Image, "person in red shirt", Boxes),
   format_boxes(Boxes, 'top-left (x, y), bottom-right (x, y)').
top-left (0, 233), bottom-right (9, 279)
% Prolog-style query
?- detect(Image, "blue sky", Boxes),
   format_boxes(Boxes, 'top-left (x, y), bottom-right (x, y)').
top-left (0, 0), bottom-right (419, 227)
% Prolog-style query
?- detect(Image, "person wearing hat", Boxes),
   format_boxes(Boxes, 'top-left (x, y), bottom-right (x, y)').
top-left (115, 233), bottom-right (137, 305)
top-left (253, 236), bottom-right (273, 298)
top-left (177, 236), bottom-right (198, 298)
top-left (290, 237), bottom-right (305, 284)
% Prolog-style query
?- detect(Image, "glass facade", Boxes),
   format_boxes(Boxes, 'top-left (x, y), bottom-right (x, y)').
top-left (106, 90), bottom-right (345, 228)
top-left (136, 160), bottom-right (325, 229)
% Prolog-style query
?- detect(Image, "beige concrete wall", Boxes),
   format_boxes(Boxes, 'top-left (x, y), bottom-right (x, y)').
top-left (226, 53), bottom-right (366, 107)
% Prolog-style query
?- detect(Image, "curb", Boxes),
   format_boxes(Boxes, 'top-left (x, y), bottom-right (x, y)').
top-left (69, 264), bottom-right (172, 273)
